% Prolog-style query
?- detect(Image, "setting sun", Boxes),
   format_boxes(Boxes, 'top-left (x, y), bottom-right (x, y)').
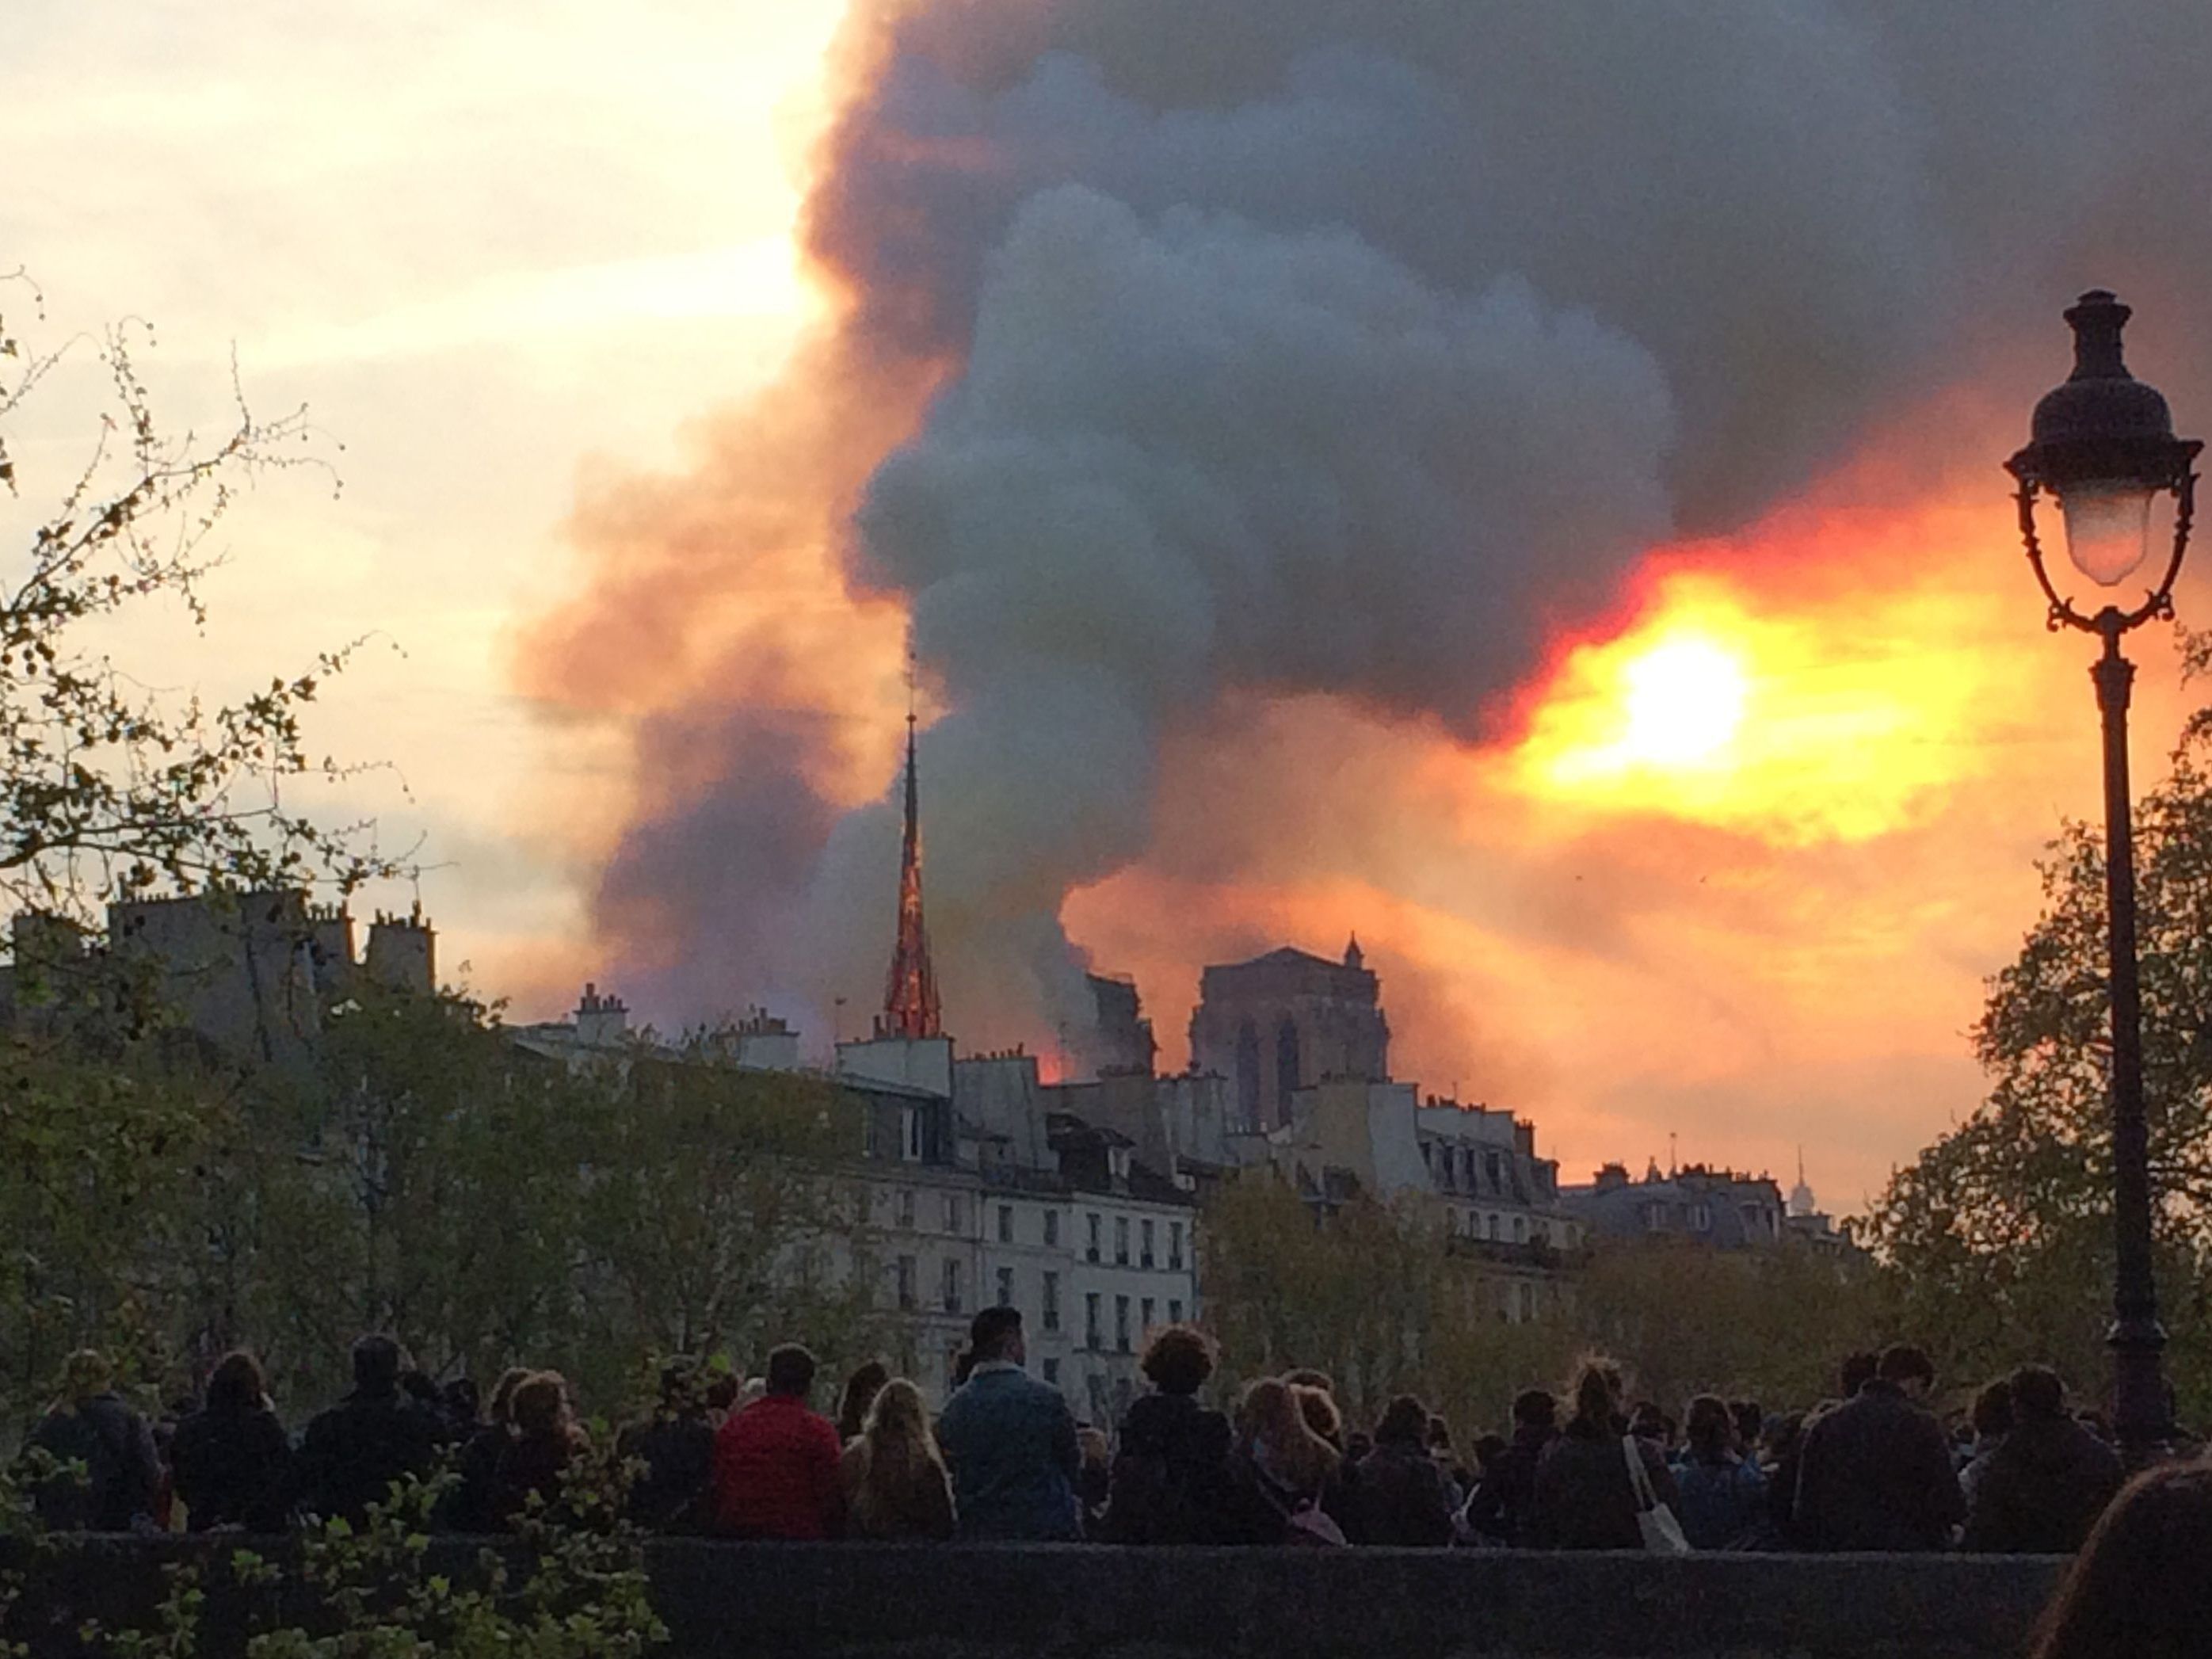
top-left (1617, 637), bottom-right (1750, 767)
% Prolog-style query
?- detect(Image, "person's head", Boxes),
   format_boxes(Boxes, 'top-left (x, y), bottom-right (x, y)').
top-left (2031, 1463), bottom-right (2212, 1659)
top-left (738, 1377), bottom-right (768, 1410)
top-left (58, 1348), bottom-right (112, 1407)
top-left (1878, 1344), bottom-right (1936, 1400)
top-left (444, 1377), bottom-right (481, 1424)
top-left (1512, 1389), bottom-right (1558, 1432)
top-left (1282, 1368), bottom-right (1334, 1396)
top-left (1730, 1400), bottom-right (1763, 1449)
top-left (1238, 1377), bottom-right (1339, 1490)
top-left (765, 1344), bottom-right (818, 1401)
top-left (483, 1366), bottom-right (531, 1427)
top-left (968, 1306), bottom-right (1024, 1367)
top-left (1973, 1378), bottom-right (2017, 1440)
top-left (510, 1371), bottom-right (570, 1439)
top-left (860, 1378), bottom-right (939, 1466)
top-left (1294, 1382), bottom-right (1343, 1449)
top-left (1473, 1432), bottom-right (1508, 1473)
top-left (837, 1360), bottom-right (891, 1439)
top-left (2011, 1365), bottom-right (2068, 1423)
top-left (1373, 1394), bottom-right (1429, 1447)
top-left (1628, 1401), bottom-right (1669, 1444)
top-left (205, 1350), bottom-right (266, 1413)
top-left (1764, 1410), bottom-right (1806, 1463)
top-left (1840, 1350), bottom-right (1879, 1398)
top-left (402, 1370), bottom-right (442, 1411)
top-left (1077, 1424), bottom-right (1110, 1467)
top-left (1685, 1395), bottom-right (1734, 1463)
top-left (351, 1334), bottom-right (403, 1397)
top-left (656, 1356), bottom-right (702, 1415)
top-left (1138, 1324), bottom-right (1215, 1398)
top-left (2078, 1408), bottom-right (2114, 1444)
top-left (703, 1372), bottom-right (741, 1419)
top-left (1345, 1430), bottom-right (1374, 1463)
top-left (1568, 1357), bottom-right (1625, 1431)
top-left (1426, 1415), bottom-right (1454, 1454)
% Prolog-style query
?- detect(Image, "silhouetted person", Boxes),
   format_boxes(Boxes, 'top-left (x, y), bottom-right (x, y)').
top-left (1461, 1390), bottom-right (1557, 1547)
top-left (1672, 1394), bottom-right (1764, 1549)
top-left (838, 1378), bottom-right (955, 1540)
top-left (713, 1344), bottom-right (841, 1539)
top-left (1103, 1325), bottom-right (1232, 1544)
top-left (1793, 1344), bottom-right (1963, 1552)
top-left (21, 1349), bottom-right (161, 1532)
top-left (488, 1372), bottom-right (582, 1530)
top-left (170, 1350), bottom-right (291, 1532)
top-left (447, 1366), bottom-right (528, 1533)
top-left (1344, 1395), bottom-right (1454, 1546)
top-left (1958, 1378), bottom-right (2014, 1508)
top-left (1530, 1359), bottom-right (1679, 1550)
top-left (936, 1307), bottom-right (1081, 1540)
top-left (293, 1335), bottom-right (441, 1529)
top-left (834, 1360), bottom-right (890, 1446)
top-left (1217, 1377), bottom-right (1348, 1544)
top-left (2030, 1462), bottom-right (2212, 1659)
top-left (617, 1358), bottom-right (715, 1532)
top-left (1963, 1367), bottom-right (2122, 1555)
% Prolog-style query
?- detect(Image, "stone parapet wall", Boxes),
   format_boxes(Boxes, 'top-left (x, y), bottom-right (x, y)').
top-left (5, 1538), bottom-right (2066, 1659)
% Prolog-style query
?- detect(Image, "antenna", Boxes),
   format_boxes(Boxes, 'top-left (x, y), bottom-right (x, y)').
top-left (1669, 1131), bottom-right (1678, 1177)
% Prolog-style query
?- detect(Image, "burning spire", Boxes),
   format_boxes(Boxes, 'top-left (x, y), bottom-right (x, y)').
top-left (879, 704), bottom-right (942, 1039)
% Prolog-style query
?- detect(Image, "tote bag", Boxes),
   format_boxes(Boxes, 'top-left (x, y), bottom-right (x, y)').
top-left (1623, 1436), bottom-right (1693, 1556)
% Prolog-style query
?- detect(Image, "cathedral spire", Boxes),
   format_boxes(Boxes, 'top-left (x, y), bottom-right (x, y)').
top-left (880, 708), bottom-right (942, 1039)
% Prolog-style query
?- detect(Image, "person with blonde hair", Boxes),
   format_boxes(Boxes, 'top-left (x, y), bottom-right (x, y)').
top-left (488, 1371), bottom-right (585, 1530)
top-left (838, 1379), bottom-right (955, 1540)
top-left (1222, 1376), bottom-right (1348, 1544)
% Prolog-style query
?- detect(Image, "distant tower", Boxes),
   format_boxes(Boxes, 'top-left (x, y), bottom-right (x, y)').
top-left (879, 712), bottom-right (941, 1039)
top-left (1788, 1147), bottom-right (1818, 1219)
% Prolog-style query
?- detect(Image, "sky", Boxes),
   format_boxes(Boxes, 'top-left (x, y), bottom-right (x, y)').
top-left (8, 2), bottom-right (2211, 1215)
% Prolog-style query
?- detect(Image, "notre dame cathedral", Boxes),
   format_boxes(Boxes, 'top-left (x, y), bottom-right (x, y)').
top-left (1187, 938), bottom-right (1390, 1132)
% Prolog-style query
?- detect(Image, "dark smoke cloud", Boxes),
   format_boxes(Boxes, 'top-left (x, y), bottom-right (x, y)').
top-left (549, 0), bottom-right (2212, 1046)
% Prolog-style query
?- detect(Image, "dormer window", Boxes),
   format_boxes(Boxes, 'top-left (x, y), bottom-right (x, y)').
top-left (1108, 1146), bottom-right (1132, 1182)
top-left (901, 1107), bottom-right (924, 1162)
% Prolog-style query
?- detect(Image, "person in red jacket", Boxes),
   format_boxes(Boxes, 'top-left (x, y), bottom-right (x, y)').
top-left (713, 1344), bottom-right (842, 1539)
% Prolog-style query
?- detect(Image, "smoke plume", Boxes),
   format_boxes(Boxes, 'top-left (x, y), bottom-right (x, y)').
top-left (527, 0), bottom-right (2212, 1057)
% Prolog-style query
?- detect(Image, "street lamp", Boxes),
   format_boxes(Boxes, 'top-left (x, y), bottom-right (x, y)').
top-left (2006, 289), bottom-right (2202, 1467)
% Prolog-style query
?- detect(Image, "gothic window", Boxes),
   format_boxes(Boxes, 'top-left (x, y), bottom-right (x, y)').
top-left (1235, 1019), bottom-right (1261, 1131)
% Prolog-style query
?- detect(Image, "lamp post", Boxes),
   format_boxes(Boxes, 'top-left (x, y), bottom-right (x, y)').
top-left (2006, 290), bottom-right (2202, 1468)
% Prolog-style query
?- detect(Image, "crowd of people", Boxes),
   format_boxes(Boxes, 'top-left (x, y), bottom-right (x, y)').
top-left (0, 1317), bottom-right (2161, 1561)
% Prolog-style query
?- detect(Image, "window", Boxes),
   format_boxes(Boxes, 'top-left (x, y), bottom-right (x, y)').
top-left (896, 1255), bottom-right (917, 1311)
top-left (1115, 1295), bottom-right (1131, 1352)
top-left (1141, 1296), bottom-right (1155, 1333)
top-left (997, 1266), bottom-right (1015, 1308)
top-left (1042, 1357), bottom-right (1060, 1385)
top-left (1140, 1219), bottom-right (1156, 1268)
top-left (1086, 1213), bottom-right (1101, 1264)
top-left (901, 1107), bottom-right (924, 1162)
top-left (1436, 1146), bottom-right (1454, 1190)
top-left (1085, 1292), bottom-right (1102, 1351)
top-left (898, 1189), bottom-right (915, 1230)
top-left (1169, 1299), bottom-right (1184, 1325)
top-left (1689, 1203), bottom-right (1713, 1232)
top-left (942, 1257), bottom-right (963, 1314)
top-left (1487, 1213), bottom-right (1501, 1241)
top-left (898, 1338), bottom-right (917, 1377)
top-left (944, 1193), bottom-right (963, 1234)
top-left (997, 1204), bottom-right (1014, 1244)
top-left (1169, 1222), bottom-right (1184, 1271)
top-left (1044, 1211), bottom-right (1059, 1248)
top-left (1463, 1148), bottom-right (1477, 1189)
top-left (1644, 1202), bottom-right (1668, 1233)
top-left (1043, 1272), bottom-right (1061, 1333)
top-left (1115, 1216), bottom-right (1131, 1266)
top-left (1512, 1215), bottom-right (1527, 1244)
top-left (1485, 1150), bottom-right (1502, 1187)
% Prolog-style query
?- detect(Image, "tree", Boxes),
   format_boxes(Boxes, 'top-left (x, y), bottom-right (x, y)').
top-left (1870, 631), bottom-right (2212, 1424)
top-left (0, 273), bottom-right (392, 928)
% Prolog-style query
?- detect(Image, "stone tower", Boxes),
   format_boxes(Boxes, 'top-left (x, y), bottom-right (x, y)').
top-left (1188, 936), bottom-right (1389, 1131)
